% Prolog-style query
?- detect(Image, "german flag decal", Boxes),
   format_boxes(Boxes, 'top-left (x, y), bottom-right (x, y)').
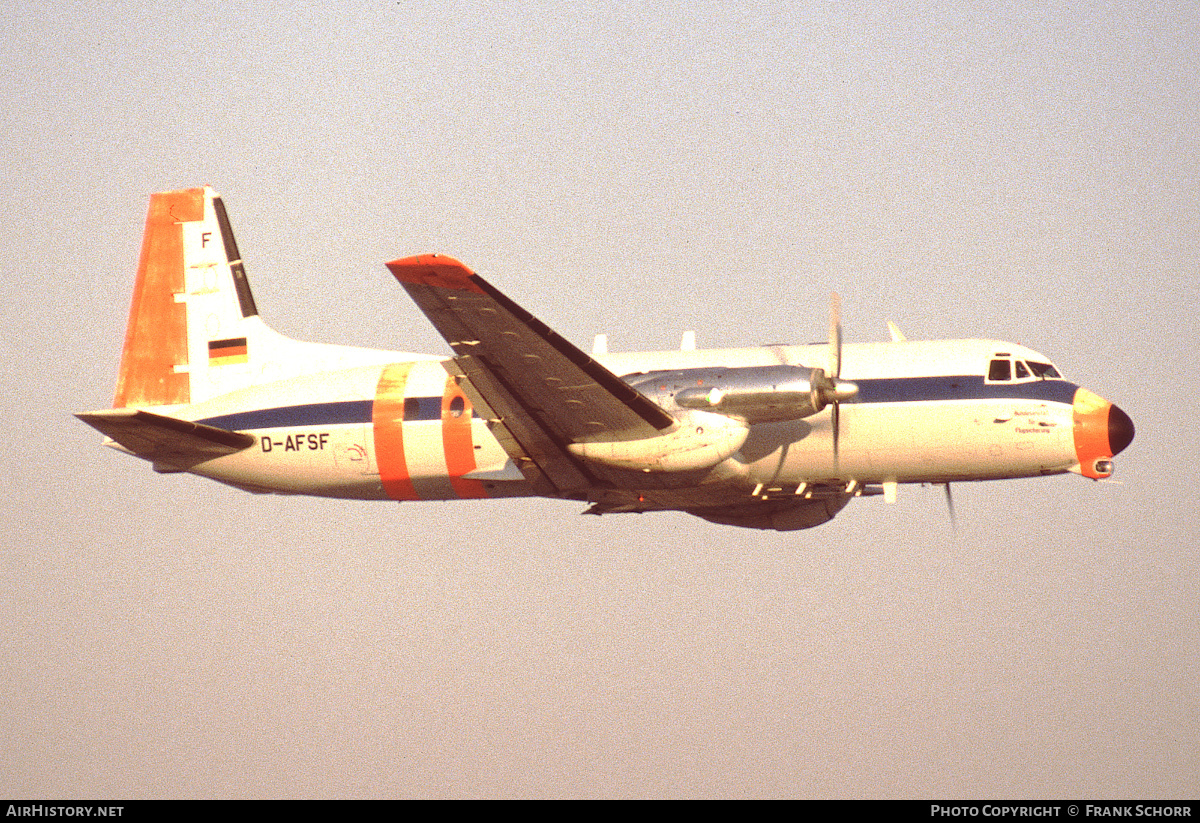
top-left (208, 337), bottom-right (248, 366)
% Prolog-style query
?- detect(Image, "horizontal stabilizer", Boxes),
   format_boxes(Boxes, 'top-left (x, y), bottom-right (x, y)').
top-left (76, 408), bottom-right (255, 471)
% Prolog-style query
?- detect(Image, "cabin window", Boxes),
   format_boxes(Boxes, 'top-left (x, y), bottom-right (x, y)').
top-left (1027, 361), bottom-right (1062, 379)
top-left (988, 359), bottom-right (1011, 381)
top-left (403, 397), bottom-right (441, 421)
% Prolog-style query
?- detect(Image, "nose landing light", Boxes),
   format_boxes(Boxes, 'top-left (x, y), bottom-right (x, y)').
top-left (1072, 388), bottom-right (1135, 479)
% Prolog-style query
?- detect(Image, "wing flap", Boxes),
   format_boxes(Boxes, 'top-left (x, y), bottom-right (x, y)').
top-left (76, 408), bottom-right (255, 471)
top-left (445, 356), bottom-right (594, 495)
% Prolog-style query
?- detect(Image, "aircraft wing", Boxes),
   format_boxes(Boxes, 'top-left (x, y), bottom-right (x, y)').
top-left (76, 408), bottom-right (256, 472)
top-left (386, 255), bottom-right (676, 495)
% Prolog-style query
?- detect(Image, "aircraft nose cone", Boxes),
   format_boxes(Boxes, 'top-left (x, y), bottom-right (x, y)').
top-left (1108, 404), bottom-right (1135, 456)
top-left (1072, 387), bottom-right (1132, 479)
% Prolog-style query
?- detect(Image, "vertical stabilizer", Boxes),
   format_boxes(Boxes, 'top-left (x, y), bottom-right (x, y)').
top-left (115, 186), bottom-right (266, 407)
top-left (113, 187), bottom-right (289, 407)
top-left (111, 186), bottom-right (430, 410)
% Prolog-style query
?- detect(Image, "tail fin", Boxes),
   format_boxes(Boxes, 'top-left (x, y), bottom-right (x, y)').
top-left (114, 186), bottom-right (268, 407)
top-left (112, 186), bottom-right (433, 410)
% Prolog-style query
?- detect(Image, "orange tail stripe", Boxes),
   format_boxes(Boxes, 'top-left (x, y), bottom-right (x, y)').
top-left (113, 188), bottom-right (204, 408)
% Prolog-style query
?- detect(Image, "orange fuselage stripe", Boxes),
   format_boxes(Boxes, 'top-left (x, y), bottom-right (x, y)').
top-left (373, 363), bottom-right (419, 501)
top-left (442, 376), bottom-right (489, 499)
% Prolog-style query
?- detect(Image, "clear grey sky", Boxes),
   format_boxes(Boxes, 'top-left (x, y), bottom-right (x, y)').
top-left (4, 0), bottom-right (1197, 798)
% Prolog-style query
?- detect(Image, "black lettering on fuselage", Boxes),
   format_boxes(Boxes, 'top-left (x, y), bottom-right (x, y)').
top-left (278, 432), bottom-right (331, 452)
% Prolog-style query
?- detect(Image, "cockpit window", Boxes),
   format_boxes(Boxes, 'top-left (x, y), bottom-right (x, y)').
top-left (1014, 360), bottom-right (1030, 379)
top-left (988, 359), bottom-right (1011, 381)
top-left (1027, 361), bottom-right (1062, 379)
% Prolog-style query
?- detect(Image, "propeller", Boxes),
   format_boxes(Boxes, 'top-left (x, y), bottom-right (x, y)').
top-left (810, 292), bottom-right (858, 466)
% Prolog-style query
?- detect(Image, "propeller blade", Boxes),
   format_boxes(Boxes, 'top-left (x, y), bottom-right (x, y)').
top-left (829, 292), bottom-right (842, 379)
top-left (943, 482), bottom-right (957, 530)
top-left (828, 292), bottom-right (845, 468)
top-left (831, 400), bottom-right (840, 467)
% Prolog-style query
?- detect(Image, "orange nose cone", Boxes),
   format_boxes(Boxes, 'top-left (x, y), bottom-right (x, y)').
top-left (1073, 388), bottom-right (1135, 479)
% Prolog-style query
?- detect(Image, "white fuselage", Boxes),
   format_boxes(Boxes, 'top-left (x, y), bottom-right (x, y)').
top-left (159, 338), bottom-right (1088, 502)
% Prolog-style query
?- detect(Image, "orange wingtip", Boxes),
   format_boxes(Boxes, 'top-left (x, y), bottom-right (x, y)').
top-left (386, 254), bottom-right (483, 293)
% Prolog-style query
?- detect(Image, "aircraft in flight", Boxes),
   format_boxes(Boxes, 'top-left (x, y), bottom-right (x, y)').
top-left (77, 187), bottom-right (1134, 530)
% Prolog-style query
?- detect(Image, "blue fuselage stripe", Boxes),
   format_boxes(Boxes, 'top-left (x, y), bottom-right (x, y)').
top-left (199, 400), bottom-right (375, 430)
top-left (197, 397), bottom-right (456, 430)
top-left (850, 376), bottom-right (1077, 405)
top-left (194, 378), bottom-right (1077, 431)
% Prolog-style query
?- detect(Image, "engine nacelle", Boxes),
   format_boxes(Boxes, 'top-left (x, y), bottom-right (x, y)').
top-left (567, 409), bottom-right (749, 473)
top-left (631, 365), bottom-right (855, 424)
